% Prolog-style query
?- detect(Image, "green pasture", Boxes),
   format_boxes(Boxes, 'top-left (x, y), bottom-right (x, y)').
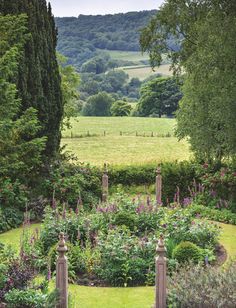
top-left (62, 117), bottom-right (191, 165)
top-left (104, 50), bottom-right (149, 63)
top-left (121, 64), bottom-right (172, 80)
top-left (63, 117), bottom-right (176, 137)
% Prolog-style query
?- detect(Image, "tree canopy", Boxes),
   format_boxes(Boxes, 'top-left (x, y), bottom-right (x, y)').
top-left (0, 0), bottom-right (63, 158)
top-left (0, 14), bottom-right (46, 185)
top-left (141, 0), bottom-right (236, 162)
top-left (137, 77), bottom-right (182, 117)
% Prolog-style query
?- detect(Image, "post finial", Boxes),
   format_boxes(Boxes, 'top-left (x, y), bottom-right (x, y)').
top-left (57, 232), bottom-right (68, 254)
top-left (156, 234), bottom-right (166, 255)
top-left (156, 166), bottom-right (161, 175)
top-left (104, 162), bottom-right (108, 174)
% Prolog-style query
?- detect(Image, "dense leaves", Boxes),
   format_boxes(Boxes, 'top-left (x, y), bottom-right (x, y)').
top-left (137, 76), bottom-right (182, 117)
top-left (0, 0), bottom-right (63, 158)
top-left (141, 0), bottom-right (236, 161)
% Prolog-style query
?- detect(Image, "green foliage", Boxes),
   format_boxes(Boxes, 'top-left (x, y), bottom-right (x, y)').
top-left (0, 207), bottom-right (24, 233)
top-left (57, 53), bottom-right (81, 128)
top-left (82, 92), bottom-right (114, 116)
top-left (141, 0), bottom-right (236, 161)
top-left (190, 205), bottom-right (236, 225)
top-left (113, 212), bottom-right (136, 230)
top-left (168, 262), bottom-right (236, 307)
top-left (55, 11), bottom-right (160, 70)
top-left (0, 0), bottom-right (63, 158)
top-left (137, 77), bottom-right (182, 117)
top-left (172, 241), bottom-right (203, 264)
top-left (0, 13), bottom-right (46, 214)
top-left (42, 162), bottom-right (101, 208)
top-left (111, 101), bottom-right (132, 117)
top-left (4, 289), bottom-right (47, 308)
top-left (109, 161), bottom-right (196, 204)
top-left (36, 196), bottom-right (219, 286)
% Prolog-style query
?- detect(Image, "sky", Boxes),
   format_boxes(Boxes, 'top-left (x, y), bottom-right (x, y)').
top-left (48, 0), bottom-right (164, 17)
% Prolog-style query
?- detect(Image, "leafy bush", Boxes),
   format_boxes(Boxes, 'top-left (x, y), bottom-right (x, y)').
top-left (113, 212), bottom-right (136, 230)
top-left (42, 162), bottom-right (101, 209)
top-left (4, 289), bottom-right (47, 308)
top-left (168, 262), bottom-right (236, 307)
top-left (0, 207), bottom-right (24, 233)
top-left (172, 242), bottom-right (203, 264)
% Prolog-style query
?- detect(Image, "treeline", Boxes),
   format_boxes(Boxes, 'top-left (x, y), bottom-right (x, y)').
top-left (55, 10), bottom-right (178, 70)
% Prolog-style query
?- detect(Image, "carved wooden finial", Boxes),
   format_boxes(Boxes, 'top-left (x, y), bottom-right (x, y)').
top-left (156, 166), bottom-right (161, 175)
top-left (57, 232), bottom-right (68, 255)
top-left (104, 162), bottom-right (108, 174)
top-left (156, 234), bottom-right (166, 255)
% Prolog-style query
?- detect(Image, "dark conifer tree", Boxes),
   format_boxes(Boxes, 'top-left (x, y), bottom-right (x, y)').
top-left (0, 0), bottom-right (63, 158)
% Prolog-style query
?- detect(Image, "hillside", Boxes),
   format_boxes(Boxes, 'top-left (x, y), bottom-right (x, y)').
top-left (55, 10), bottom-right (176, 70)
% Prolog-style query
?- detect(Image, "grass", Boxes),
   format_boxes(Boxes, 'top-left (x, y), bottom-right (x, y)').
top-left (104, 50), bottom-right (150, 63)
top-left (0, 223), bottom-right (41, 252)
top-left (121, 64), bottom-right (172, 80)
top-left (62, 117), bottom-right (191, 166)
top-left (218, 222), bottom-right (236, 263)
top-left (1, 221), bottom-right (236, 307)
top-left (68, 285), bottom-right (154, 308)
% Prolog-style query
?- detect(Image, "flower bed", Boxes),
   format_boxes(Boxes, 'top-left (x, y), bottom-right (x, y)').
top-left (34, 195), bottom-right (220, 287)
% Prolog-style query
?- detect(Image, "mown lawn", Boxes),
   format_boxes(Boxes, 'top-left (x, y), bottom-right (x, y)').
top-left (62, 117), bottom-right (191, 166)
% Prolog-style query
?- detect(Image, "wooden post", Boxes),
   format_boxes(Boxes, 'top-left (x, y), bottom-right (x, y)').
top-left (102, 163), bottom-right (108, 203)
top-left (156, 166), bottom-right (162, 205)
top-left (155, 235), bottom-right (167, 308)
top-left (56, 232), bottom-right (68, 308)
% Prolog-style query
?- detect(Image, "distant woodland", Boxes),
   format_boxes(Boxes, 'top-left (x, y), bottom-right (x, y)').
top-left (55, 10), bottom-right (177, 70)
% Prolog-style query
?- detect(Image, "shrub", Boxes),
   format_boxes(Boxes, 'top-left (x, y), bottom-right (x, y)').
top-left (113, 212), bottom-right (136, 230)
top-left (0, 207), bottom-right (24, 233)
top-left (168, 262), bottom-right (236, 307)
top-left (181, 220), bottom-right (220, 248)
top-left (172, 242), bottom-right (203, 264)
top-left (4, 289), bottom-right (47, 308)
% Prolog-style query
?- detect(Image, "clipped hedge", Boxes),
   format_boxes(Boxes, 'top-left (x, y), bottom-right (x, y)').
top-left (109, 161), bottom-right (197, 204)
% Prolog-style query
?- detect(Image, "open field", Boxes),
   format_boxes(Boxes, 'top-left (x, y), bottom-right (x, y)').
top-left (104, 50), bottom-right (150, 62)
top-left (121, 64), bottom-right (172, 80)
top-left (62, 117), bottom-right (191, 166)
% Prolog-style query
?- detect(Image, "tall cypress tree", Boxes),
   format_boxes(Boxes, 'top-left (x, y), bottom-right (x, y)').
top-left (0, 0), bottom-right (63, 158)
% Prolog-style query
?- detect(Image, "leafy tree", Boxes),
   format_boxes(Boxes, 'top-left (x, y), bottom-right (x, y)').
top-left (57, 53), bottom-right (80, 128)
top-left (82, 92), bottom-right (114, 116)
top-left (0, 14), bottom-right (46, 185)
top-left (138, 77), bottom-right (182, 117)
top-left (0, 0), bottom-right (63, 158)
top-left (111, 101), bottom-right (132, 117)
top-left (141, 0), bottom-right (236, 161)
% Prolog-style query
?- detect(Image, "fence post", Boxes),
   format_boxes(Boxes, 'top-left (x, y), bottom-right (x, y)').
top-left (155, 235), bottom-right (167, 308)
top-left (156, 166), bottom-right (162, 205)
top-left (56, 232), bottom-right (68, 308)
top-left (102, 163), bottom-right (108, 203)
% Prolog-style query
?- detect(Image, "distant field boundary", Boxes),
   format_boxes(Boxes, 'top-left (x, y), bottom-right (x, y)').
top-left (63, 131), bottom-right (173, 138)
